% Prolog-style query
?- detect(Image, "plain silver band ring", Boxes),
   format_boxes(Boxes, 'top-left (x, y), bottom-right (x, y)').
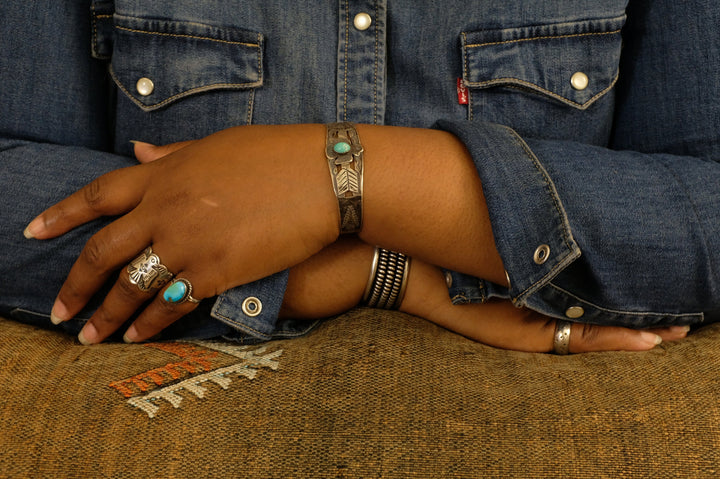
top-left (553, 320), bottom-right (572, 355)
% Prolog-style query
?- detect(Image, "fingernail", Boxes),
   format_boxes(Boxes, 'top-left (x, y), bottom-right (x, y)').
top-left (672, 325), bottom-right (691, 334)
top-left (640, 331), bottom-right (663, 346)
top-left (78, 323), bottom-right (98, 346)
top-left (123, 324), bottom-right (137, 344)
top-left (50, 300), bottom-right (68, 325)
top-left (23, 217), bottom-right (42, 239)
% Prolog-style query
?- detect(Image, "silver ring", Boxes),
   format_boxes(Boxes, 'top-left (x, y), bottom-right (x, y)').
top-left (127, 247), bottom-right (174, 292)
top-left (553, 320), bottom-right (572, 355)
top-left (162, 278), bottom-right (201, 304)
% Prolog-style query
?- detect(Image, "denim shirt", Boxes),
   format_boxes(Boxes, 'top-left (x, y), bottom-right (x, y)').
top-left (2, 0), bottom-right (720, 341)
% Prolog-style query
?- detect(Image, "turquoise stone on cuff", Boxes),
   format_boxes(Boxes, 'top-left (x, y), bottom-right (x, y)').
top-left (164, 280), bottom-right (188, 303)
top-left (333, 141), bottom-right (351, 154)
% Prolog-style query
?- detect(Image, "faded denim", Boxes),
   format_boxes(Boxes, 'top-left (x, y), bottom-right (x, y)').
top-left (1, 0), bottom-right (719, 342)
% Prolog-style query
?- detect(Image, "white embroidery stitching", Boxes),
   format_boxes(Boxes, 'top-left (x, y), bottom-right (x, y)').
top-left (121, 342), bottom-right (282, 418)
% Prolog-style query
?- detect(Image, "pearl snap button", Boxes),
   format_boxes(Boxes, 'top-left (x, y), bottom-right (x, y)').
top-left (354, 13), bottom-right (372, 31)
top-left (242, 297), bottom-right (262, 317)
top-left (570, 72), bottom-right (589, 91)
top-left (533, 245), bottom-right (551, 265)
top-left (444, 271), bottom-right (453, 288)
top-left (565, 306), bottom-right (585, 319)
top-left (136, 77), bottom-right (154, 96)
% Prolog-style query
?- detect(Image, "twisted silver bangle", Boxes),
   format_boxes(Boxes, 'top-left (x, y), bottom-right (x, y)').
top-left (362, 248), bottom-right (411, 310)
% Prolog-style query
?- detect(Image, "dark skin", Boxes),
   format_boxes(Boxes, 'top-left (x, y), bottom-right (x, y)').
top-left (24, 125), bottom-right (689, 351)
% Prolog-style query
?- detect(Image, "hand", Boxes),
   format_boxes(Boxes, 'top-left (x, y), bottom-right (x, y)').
top-left (400, 260), bottom-right (689, 353)
top-left (24, 125), bottom-right (339, 344)
top-left (278, 237), bottom-right (690, 353)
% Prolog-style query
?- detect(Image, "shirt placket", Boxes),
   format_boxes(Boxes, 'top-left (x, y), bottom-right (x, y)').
top-left (336, 0), bottom-right (387, 124)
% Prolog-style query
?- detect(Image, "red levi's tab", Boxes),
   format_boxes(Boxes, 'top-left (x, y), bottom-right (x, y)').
top-left (456, 78), bottom-right (468, 105)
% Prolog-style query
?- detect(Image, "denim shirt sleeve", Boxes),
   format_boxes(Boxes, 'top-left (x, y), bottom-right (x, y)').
top-left (437, 120), bottom-right (712, 328)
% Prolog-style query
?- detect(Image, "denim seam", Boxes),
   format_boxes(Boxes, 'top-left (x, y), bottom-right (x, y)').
top-left (545, 283), bottom-right (704, 322)
top-left (461, 33), bottom-right (473, 121)
top-left (465, 29), bottom-right (622, 49)
top-left (246, 89), bottom-right (255, 125)
top-left (114, 25), bottom-right (259, 47)
top-left (465, 74), bottom-right (619, 110)
top-left (341, 0), bottom-right (350, 121)
top-left (90, 5), bottom-right (112, 60)
top-left (500, 125), bottom-right (581, 304)
top-left (373, 0), bottom-right (379, 125)
top-left (108, 65), bottom-right (261, 111)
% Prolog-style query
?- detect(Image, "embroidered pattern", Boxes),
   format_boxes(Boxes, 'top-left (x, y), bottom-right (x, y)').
top-left (109, 341), bottom-right (283, 418)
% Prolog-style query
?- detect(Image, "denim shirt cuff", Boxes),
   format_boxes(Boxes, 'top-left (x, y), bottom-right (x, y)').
top-left (443, 269), bottom-right (509, 305)
top-left (435, 119), bottom-right (581, 307)
top-left (210, 269), bottom-right (319, 342)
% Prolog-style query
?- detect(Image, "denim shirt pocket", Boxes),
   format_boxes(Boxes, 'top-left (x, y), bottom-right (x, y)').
top-left (461, 15), bottom-right (625, 144)
top-left (105, 14), bottom-right (264, 151)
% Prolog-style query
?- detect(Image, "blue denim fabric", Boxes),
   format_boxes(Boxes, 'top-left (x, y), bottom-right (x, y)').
top-left (1, 0), bottom-right (719, 341)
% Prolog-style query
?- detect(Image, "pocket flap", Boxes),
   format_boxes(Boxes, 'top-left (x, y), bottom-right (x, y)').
top-left (109, 15), bottom-right (263, 111)
top-left (462, 16), bottom-right (625, 110)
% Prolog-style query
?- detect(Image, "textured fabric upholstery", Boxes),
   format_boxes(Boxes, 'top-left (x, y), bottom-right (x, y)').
top-left (1, 311), bottom-right (718, 477)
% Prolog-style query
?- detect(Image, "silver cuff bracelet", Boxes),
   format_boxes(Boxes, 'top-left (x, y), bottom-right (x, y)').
top-left (325, 122), bottom-right (364, 234)
top-left (362, 247), bottom-right (411, 310)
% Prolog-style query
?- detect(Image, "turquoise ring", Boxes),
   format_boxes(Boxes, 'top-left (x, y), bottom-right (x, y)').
top-left (162, 278), bottom-right (200, 304)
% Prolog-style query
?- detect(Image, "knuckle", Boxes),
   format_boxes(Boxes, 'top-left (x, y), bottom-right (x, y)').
top-left (82, 177), bottom-right (108, 212)
top-left (117, 274), bottom-right (145, 300)
top-left (156, 297), bottom-right (183, 316)
top-left (91, 307), bottom-right (119, 328)
top-left (81, 235), bottom-right (111, 270)
top-left (578, 323), bottom-right (601, 345)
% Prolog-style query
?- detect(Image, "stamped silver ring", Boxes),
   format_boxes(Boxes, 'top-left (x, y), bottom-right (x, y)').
top-left (162, 278), bottom-right (201, 304)
top-left (127, 247), bottom-right (174, 292)
top-left (553, 319), bottom-right (572, 355)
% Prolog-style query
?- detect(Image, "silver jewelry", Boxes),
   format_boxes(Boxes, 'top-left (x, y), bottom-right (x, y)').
top-left (326, 122), bottom-right (364, 234)
top-left (163, 278), bottom-right (200, 304)
top-left (362, 247), bottom-right (411, 310)
top-left (553, 319), bottom-right (572, 355)
top-left (127, 247), bottom-right (174, 292)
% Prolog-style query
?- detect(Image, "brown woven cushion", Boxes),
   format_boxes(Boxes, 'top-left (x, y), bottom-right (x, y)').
top-left (1, 311), bottom-right (719, 478)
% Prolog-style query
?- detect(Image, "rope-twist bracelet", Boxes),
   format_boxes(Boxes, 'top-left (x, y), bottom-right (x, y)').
top-left (362, 247), bottom-right (412, 310)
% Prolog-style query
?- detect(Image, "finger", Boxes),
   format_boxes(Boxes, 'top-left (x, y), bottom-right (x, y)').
top-left (647, 325), bottom-right (691, 342)
top-left (51, 213), bottom-right (151, 325)
top-left (24, 165), bottom-right (147, 240)
top-left (123, 274), bottom-right (205, 343)
top-left (76, 268), bottom-right (160, 345)
top-left (568, 322), bottom-right (664, 353)
top-left (133, 140), bottom-right (195, 164)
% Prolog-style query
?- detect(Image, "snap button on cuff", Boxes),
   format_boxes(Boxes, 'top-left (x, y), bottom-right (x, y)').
top-left (533, 245), bottom-right (551, 265)
top-left (136, 77), bottom-right (154, 96)
top-left (242, 297), bottom-right (262, 317)
top-left (353, 13), bottom-right (372, 31)
top-left (565, 306), bottom-right (585, 319)
top-left (570, 72), bottom-right (589, 91)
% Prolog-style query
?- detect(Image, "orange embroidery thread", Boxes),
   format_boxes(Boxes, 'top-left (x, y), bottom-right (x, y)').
top-left (108, 343), bottom-right (220, 398)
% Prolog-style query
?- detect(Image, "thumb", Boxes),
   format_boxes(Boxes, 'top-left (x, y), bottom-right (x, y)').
top-left (131, 140), bottom-right (196, 164)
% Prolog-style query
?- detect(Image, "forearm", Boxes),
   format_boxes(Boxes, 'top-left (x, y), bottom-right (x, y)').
top-left (340, 124), bottom-right (507, 286)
